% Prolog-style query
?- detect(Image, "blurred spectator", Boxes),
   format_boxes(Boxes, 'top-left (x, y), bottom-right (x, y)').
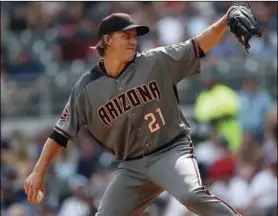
top-left (208, 139), bottom-right (236, 184)
top-left (3, 49), bottom-right (45, 117)
top-left (29, 128), bottom-right (53, 161)
top-left (194, 79), bottom-right (242, 152)
top-left (58, 175), bottom-right (91, 216)
top-left (52, 2), bottom-right (95, 62)
top-left (7, 2), bottom-right (29, 33)
top-left (156, 15), bottom-right (185, 46)
top-left (1, 131), bottom-right (33, 179)
top-left (210, 33), bottom-right (240, 58)
top-left (5, 50), bottom-right (44, 83)
top-left (76, 132), bottom-right (100, 179)
top-left (187, 16), bottom-right (209, 39)
top-left (1, 53), bottom-right (19, 116)
top-left (249, 29), bottom-right (277, 61)
top-left (238, 77), bottom-right (273, 137)
top-left (226, 161), bottom-right (257, 213)
top-left (41, 205), bottom-right (57, 216)
top-left (53, 144), bottom-right (79, 182)
top-left (238, 130), bottom-right (264, 167)
top-left (6, 203), bottom-right (28, 216)
top-left (195, 130), bottom-right (227, 167)
top-left (246, 159), bottom-right (277, 216)
top-left (263, 107), bottom-right (277, 167)
top-left (1, 177), bottom-right (18, 210)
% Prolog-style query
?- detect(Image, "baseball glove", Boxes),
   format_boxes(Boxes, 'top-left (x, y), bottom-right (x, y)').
top-left (227, 3), bottom-right (263, 52)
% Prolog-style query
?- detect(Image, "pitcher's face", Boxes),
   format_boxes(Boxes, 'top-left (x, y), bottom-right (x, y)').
top-left (105, 28), bottom-right (138, 62)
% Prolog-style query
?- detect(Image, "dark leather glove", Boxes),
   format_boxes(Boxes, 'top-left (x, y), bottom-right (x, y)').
top-left (227, 3), bottom-right (263, 52)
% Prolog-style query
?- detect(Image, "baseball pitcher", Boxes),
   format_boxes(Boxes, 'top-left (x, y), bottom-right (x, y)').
top-left (25, 4), bottom-right (262, 216)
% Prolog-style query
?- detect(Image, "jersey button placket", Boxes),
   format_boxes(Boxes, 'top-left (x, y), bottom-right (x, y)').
top-left (116, 79), bottom-right (123, 91)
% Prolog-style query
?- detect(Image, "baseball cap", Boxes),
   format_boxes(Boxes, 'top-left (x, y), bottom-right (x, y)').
top-left (98, 13), bottom-right (150, 39)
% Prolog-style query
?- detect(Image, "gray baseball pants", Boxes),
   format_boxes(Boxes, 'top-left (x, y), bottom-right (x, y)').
top-left (96, 134), bottom-right (241, 216)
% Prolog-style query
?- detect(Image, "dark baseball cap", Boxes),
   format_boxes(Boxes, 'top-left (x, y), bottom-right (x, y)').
top-left (98, 13), bottom-right (150, 39)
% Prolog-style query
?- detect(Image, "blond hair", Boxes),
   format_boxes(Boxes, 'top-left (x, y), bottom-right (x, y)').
top-left (91, 37), bottom-right (106, 57)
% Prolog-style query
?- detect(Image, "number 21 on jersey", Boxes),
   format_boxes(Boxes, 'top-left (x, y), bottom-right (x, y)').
top-left (144, 108), bottom-right (166, 133)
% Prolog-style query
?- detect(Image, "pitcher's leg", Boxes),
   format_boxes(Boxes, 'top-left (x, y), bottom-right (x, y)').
top-left (148, 141), bottom-right (241, 216)
top-left (96, 166), bottom-right (163, 216)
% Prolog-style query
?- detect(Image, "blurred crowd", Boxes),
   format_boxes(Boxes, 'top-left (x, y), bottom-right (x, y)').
top-left (1, 1), bottom-right (277, 216)
top-left (1, 1), bottom-right (277, 117)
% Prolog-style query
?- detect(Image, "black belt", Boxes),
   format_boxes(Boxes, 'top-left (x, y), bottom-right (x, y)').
top-left (124, 133), bottom-right (187, 161)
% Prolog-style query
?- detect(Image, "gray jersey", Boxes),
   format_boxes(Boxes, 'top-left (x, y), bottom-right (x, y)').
top-left (54, 38), bottom-right (201, 160)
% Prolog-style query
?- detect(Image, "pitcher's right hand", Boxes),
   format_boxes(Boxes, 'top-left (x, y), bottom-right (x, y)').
top-left (24, 171), bottom-right (46, 204)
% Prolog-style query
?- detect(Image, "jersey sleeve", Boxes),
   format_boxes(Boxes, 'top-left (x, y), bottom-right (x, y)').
top-left (156, 38), bottom-right (201, 84)
top-left (53, 85), bottom-right (87, 143)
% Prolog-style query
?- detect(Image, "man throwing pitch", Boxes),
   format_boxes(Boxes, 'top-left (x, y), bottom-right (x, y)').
top-left (25, 4), bottom-right (262, 216)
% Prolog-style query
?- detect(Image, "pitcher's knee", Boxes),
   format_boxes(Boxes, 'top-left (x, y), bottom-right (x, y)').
top-left (175, 187), bottom-right (241, 216)
top-left (175, 188), bottom-right (201, 206)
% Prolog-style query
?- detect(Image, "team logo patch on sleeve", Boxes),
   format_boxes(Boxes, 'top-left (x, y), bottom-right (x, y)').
top-left (60, 108), bottom-right (70, 121)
